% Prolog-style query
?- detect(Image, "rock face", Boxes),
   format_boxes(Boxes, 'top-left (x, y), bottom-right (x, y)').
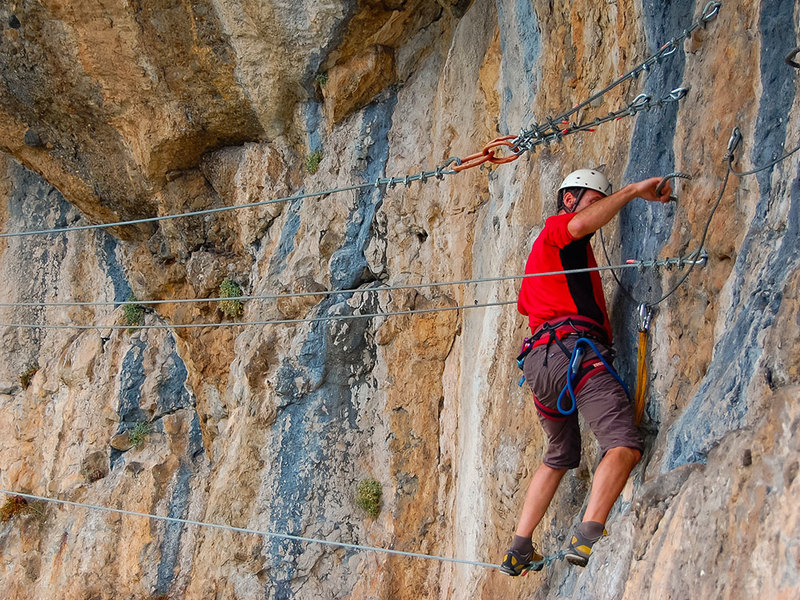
top-left (1, 0), bottom-right (799, 599)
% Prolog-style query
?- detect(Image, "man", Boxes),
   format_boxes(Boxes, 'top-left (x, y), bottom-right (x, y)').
top-left (500, 169), bottom-right (672, 576)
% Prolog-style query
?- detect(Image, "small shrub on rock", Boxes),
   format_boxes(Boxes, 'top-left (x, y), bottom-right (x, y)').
top-left (129, 422), bottom-right (152, 448)
top-left (356, 478), bottom-right (382, 518)
top-left (219, 279), bottom-right (244, 318)
top-left (305, 150), bottom-right (323, 174)
top-left (123, 294), bottom-right (144, 327)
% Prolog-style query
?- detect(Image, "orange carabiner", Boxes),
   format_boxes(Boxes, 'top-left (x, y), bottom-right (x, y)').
top-left (453, 149), bottom-right (494, 172)
top-left (484, 135), bottom-right (522, 165)
top-left (452, 135), bottom-right (522, 172)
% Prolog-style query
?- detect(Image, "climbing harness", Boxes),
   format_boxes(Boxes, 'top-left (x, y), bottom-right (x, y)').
top-left (517, 315), bottom-right (609, 382)
top-left (515, 316), bottom-right (629, 420)
top-left (555, 338), bottom-right (630, 417)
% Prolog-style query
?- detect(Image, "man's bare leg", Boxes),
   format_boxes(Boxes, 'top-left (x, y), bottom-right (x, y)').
top-left (566, 446), bottom-right (641, 567)
top-left (514, 463), bottom-right (568, 537)
top-left (583, 446), bottom-right (641, 524)
top-left (501, 463), bottom-right (567, 575)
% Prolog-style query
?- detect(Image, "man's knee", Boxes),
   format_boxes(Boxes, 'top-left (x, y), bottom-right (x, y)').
top-left (607, 445), bottom-right (642, 466)
top-left (540, 463), bottom-right (570, 476)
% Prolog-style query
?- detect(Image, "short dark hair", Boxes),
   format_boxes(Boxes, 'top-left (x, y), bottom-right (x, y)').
top-left (557, 187), bottom-right (586, 213)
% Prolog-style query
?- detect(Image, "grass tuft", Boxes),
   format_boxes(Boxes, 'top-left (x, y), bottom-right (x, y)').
top-left (355, 478), bottom-right (382, 518)
top-left (129, 421), bottom-right (152, 448)
top-left (123, 294), bottom-right (144, 327)
top-left (305, 150), bottom-right (323, 174)
top-left (1, 496), bottom-right (48, 526)
top-left (219, 279), bottom-right (244, 318)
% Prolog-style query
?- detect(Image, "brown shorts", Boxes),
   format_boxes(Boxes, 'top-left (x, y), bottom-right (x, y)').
top-left (523, 336), bottom-right (643, 469)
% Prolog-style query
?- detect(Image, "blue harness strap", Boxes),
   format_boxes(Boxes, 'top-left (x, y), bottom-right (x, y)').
top-left (555, 337), bottom-right (630, 416)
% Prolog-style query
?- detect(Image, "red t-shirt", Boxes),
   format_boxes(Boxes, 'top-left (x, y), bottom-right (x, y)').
top-left (517, 213), bottom-right (612, 341)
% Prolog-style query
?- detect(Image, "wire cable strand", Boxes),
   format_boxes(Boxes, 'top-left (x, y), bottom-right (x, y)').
top-left (665, 129), bottom-right (800, 307)
top-left (727, 140), bottom-right (800, 177)
top-left (0, 260), bottom-right (683, 309)
top-left (0, 258), bottom-right (706, 329)
top-left (0, 300), bottom-right (516, 330)
top-left (0, 490), bottom-right (501, 570)
top-left (594, 122), bottom-right (798, 310)
top-left (0, 182), bottom-right (378, 240)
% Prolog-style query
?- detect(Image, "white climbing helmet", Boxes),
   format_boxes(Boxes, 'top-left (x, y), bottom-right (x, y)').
top-left (558, 169), bottom-right (613, 197)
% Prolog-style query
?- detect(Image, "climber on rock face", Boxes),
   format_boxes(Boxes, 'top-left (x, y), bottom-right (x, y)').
top-left (500, 169), bottom-right (672, 576)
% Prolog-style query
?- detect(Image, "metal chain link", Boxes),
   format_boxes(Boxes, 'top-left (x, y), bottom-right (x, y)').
top-left (510, 88), bottom-right (690, 156)
top-left (546, 0), bottom-right (720, 129)
top-left (443, 1), bottom-right (721, 172)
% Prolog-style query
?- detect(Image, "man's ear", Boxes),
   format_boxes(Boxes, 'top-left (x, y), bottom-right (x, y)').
top-left (563, 191), bottom-right (577, 211)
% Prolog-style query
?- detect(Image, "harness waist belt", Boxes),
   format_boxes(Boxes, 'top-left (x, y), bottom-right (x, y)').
top-left (530, 315), bottom-right (608, 348)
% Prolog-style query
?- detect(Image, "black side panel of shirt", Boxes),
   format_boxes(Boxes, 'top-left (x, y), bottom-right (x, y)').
top-left (559, 237), bottom-right (604, 326)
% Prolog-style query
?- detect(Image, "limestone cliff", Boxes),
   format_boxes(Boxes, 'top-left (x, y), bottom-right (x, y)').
top-left (0, 1), bottom-right (798, 599)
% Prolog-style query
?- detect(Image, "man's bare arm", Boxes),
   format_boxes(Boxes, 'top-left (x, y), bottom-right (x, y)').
top-left (567, 177), bottom-right (672, 239)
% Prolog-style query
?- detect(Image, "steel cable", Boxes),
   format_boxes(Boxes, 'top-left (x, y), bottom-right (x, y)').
top-left (727, 140), bottom-right (800, 177)
top-left (0, 260), bottom-right (695, 310)
top-left (0, 258), bottom-right (705, 330)
top-left (0, 490), bottom-right (501, 570)
top-left (0, 182), bottom-right (385, 240)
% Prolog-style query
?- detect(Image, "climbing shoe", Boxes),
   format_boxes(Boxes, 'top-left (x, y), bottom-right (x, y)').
top-left (565, 521), bottom-right (606, 567)
top-left (500, 547), bottom-right (543, 576)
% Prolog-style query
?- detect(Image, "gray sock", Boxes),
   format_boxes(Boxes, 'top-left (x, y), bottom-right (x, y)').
top-left (577, 520), bottom-right (605, 543)
top-left (510, 534), bottom-right (533, 556)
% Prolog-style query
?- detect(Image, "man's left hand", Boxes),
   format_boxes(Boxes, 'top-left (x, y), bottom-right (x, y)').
top-left (635, 177), bottom-right (672, 203)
